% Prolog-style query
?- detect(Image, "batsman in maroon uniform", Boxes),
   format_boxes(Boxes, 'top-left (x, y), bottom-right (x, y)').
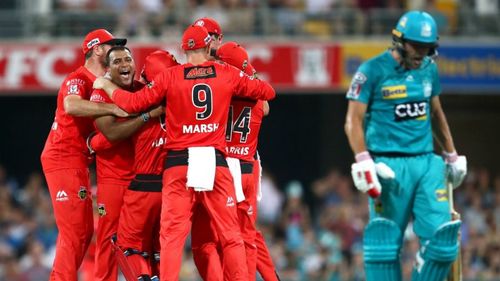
top-left (40, 29), bottom-right (126, 281)
top-left (93, 25), bottom-right (275, 281)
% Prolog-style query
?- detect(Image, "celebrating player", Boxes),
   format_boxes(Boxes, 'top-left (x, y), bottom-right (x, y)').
top-left (40, 29), bottom-right (126, 281)
top-left (93, 25), bottom-right (275, 281)
top-left (89, 46), bottom-right (166, 281)
top-left (344, 11), bottom-right (467, 281)
top-left (106, 50), bottom-right (179, 281)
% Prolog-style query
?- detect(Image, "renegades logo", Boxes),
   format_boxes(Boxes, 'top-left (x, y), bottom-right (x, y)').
top-left (184, 66), bottom-right (217, 80)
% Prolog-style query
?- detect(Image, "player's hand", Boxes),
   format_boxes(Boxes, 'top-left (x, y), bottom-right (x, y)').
top-left (444, 152), bottom-right (467, 189)
top-left (148, 106), bottom-right (165, 118)
top-left (112, 105), bottom-right (129, 118)
top-left (351, 154), bottom-right (382, 198)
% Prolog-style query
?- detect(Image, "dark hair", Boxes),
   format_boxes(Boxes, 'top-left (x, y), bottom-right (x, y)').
top-left (105, 46), bottom-right (132, 66)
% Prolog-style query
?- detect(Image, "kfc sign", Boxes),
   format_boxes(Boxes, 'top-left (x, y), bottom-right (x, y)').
top-left (0, 44), bottom-right (81, 93)
top-left (0, 42), bottom-right (342, 94)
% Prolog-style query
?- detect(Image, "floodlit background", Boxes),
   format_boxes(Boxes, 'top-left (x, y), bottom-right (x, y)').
top-left (0, 0), bottom-right (499, 280)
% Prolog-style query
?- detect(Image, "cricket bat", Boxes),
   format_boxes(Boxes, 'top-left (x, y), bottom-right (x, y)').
top-left (447, 181), bottom-right (462, 281)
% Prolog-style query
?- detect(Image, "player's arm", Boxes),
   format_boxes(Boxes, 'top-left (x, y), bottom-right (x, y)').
top-left (430, 96), bottom-right (456, 153)
top-left (64, 95), bottom-right (128, 118)
top-left (94, 75), bottom-right (166, 114)
top-left (88, 132), bottom-right (113, 153)
top-left (231, 68), bottom-right (276, 101)
top-left (344, 100), bottom-right (368, 154)
top-left (430, 96), bottom-right (467, 188)
top-left (263, 101), bottom-right (270, 116)
top-left (94, 106), bottom-right (164, 142)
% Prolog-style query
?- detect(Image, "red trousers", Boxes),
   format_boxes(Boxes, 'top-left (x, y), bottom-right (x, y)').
top-left (44, 168), bottom-right (94, 281)
top-left (117, 187), bottom-right (162, 277)
top-left (94, 183), bottom-right (127, 281)
top-left (191, 161), bottom-right (260, 281)
top-left (160, 165), bottom-right (248, 281)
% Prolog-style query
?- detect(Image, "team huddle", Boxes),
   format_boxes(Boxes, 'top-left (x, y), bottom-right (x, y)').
top-left (41, 18), bottom-right (278, 281)
top-left (41, 10), bottom-right (469, 281)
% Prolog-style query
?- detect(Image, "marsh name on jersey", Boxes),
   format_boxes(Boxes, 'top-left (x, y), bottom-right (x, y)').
top-left (182, 123), bottom-right (220, 134)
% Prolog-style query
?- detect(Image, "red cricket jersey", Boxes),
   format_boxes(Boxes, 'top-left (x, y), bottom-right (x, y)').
top-left (41, 66), bottom-right (96, 172)
top-left (112, 61), bottom-right (275, 153)
top-left (132, 115), bottom-right (167, 175)
top-left (226, 99), bottom-right (264, 162)
top-left (90, 86), bottom-right (142, 185)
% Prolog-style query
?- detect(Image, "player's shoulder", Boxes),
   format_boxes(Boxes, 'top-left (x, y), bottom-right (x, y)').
top-left (89, 89), bottom-right (109, 103)
top-left (361, 51), bottom-right (390, 71)
top-left (62, 66), bottom-right (92, 87)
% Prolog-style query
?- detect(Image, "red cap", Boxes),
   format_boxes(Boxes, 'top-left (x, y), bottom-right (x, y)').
top-left (181, 25), bottom-right (212, 51)
top-left (216, 42), bottom-right (254, 75)
top-left (82, 29), bottom-right (126, 54)
top-left (141, 50), bottom-right (180, 82)
top-left (193, 17), bottom-right (222, 36)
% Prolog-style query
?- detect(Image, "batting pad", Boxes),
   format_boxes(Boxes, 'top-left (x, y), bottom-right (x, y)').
top-left (411, 220), bottom-right (461, 281)
top-left (363, 218), bottom-right (403, 281)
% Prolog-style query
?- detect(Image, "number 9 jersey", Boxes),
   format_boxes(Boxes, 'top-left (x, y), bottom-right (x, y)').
top-left (346, 51), bottom-right (441, 155)
top-left (111, 60), bottom-right (275, 154)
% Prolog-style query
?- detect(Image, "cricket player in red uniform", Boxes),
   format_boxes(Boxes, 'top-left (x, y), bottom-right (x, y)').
top-left (40, 29), bottom-right (126, 281)
top-left (89, 46), bottom-right (153, 281)
top-left (191, 42), bottom-right (281, 281)
top-left (108, 50), bottom-right (180, 281)
top-left (93, 25), bottom-right (275, 281)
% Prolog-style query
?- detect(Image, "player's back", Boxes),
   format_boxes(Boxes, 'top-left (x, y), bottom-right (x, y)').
top-left (41, 66), bottom-right (96, 172)
top-left (164, 61), bottom-right (248, 153)
top-left (226, 98), bottom-right (264, 161)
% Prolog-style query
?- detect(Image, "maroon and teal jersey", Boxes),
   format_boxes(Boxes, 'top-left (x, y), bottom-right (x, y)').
top-left (112, 61), bottom-right (275, 153)
top-left (41, 66), bottom-right (96, 172)
top-left (226, 99), bottom-right (264, 161)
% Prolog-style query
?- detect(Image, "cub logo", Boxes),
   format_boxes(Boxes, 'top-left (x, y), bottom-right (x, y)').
top-left (394, 101), bottom-right (427, 121)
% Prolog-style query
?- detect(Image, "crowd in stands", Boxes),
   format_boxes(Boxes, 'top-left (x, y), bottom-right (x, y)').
top-left (0, 162), bottom-right (498, 280)
top-left (0, 0), bottom-right (499, 38)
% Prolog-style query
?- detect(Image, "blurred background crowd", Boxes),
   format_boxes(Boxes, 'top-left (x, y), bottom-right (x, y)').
top-left (0, 163), bottom-right (499, 280)
top-left (0, 0), bottom-right (499, 39)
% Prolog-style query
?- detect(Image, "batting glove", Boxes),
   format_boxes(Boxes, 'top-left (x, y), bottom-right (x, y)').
top-left (443, 151), bottom-right (467, 189)
top-left (351, 152), bottom-right (382, 198)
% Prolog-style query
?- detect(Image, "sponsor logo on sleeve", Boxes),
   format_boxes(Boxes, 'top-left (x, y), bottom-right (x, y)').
top-left (66, 79), bottom-right (85, 95)
top-left (90, 93), bottom-right (105, 102)
top-left (382, 85), bottom-right (407, 99)
top-left (346, 72), bottom-right (367, 99)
